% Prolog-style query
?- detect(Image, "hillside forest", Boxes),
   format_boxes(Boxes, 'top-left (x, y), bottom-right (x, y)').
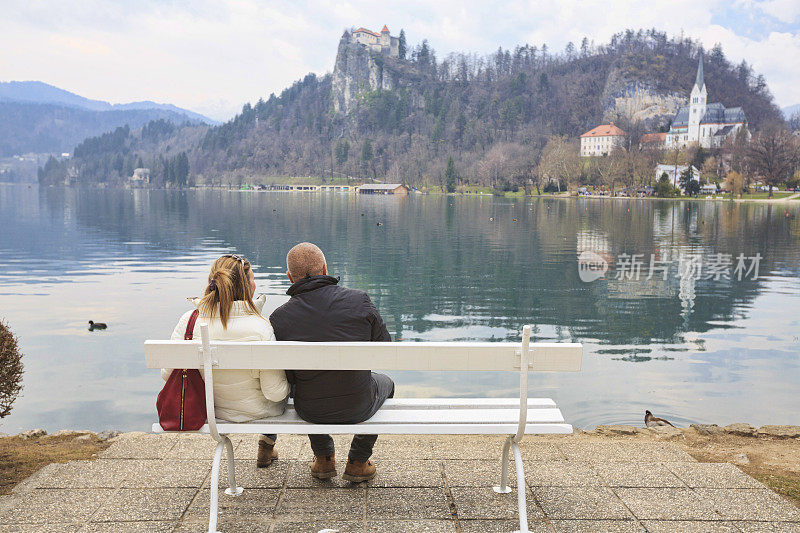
top-left (37, 29), bottom-right (792, 193)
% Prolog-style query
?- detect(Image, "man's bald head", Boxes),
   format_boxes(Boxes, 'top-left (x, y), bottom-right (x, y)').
top-left (286, 242), bottom-right (327, 281)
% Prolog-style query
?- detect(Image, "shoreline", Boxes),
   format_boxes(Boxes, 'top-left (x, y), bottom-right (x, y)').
top-left (5, 182), bottom-right (800, 203)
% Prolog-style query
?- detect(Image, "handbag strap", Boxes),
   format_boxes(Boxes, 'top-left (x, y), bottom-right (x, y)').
top-left (184, 309), bottom-right (200, 340)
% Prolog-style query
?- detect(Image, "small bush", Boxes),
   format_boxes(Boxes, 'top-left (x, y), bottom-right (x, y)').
top-left (0, 320), bottom-right (24, 419)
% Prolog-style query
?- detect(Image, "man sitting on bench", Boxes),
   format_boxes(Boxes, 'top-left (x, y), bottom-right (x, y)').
top-left (269, 242), bottom-right (395, 482)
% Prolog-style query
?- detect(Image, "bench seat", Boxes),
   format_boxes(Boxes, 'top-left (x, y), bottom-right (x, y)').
top-left (145, 324), bottom-right (582, 532)
top-left (151, 398), bottom-right (572, 435)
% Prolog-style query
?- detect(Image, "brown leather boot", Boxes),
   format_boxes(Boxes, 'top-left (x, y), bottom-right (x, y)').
top-left (256, 435), bottom-right (278, 468)
top-left (342, 458), bottom-right (376, 482)
top-left (309, 454), bottom-right (337, 479)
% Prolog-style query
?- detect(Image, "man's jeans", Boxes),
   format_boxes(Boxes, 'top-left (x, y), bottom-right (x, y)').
top-left (308, 372), bottom-right (395, 462)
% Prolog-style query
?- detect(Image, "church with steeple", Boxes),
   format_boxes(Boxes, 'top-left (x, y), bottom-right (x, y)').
top-left (666, 55), bottom-right (746, 149)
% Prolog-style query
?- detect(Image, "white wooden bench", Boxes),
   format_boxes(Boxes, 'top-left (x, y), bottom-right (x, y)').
top-left (145, 325), bottom-right (582, 533)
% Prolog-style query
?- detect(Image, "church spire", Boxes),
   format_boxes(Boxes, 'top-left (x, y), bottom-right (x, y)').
top-left (694, 53), bottom-right (705, 90)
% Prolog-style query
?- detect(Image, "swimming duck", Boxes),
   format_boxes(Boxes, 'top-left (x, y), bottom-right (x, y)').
top-left (376, 222), bottom-right (383, 226)
top-left (88, 320), bottom-right (107, 331)
top-left (645, 410), bottom-right (674, 428)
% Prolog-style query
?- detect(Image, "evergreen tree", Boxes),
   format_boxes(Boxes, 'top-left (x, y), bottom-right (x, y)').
top-left (398, 29), bottom-right (407, 60)
top-left (335, 139), bottom-right (350, 164)
top-left (445, 156), bottom-right (457, 193)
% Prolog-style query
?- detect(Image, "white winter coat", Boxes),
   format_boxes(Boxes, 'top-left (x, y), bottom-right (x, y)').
top-left (163, 294), bottom-right (289, 422)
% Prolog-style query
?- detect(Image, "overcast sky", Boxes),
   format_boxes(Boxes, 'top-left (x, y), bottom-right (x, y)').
top-left (2, 0), bottom-right (799, 121)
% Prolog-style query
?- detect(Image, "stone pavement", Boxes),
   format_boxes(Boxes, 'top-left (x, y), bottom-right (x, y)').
top-left (1, 433), bottom-right (799, 532)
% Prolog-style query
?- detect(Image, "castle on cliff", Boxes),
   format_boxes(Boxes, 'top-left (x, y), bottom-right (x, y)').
top-left (347, 25), bottom-right (399, 57)
top-left (666, 55), bottom-right (746, 149)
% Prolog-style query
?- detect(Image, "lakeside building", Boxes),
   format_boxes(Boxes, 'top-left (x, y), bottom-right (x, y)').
top-left (666, 55), bottom-right (746, 149)
top-left (640, 132), bottom-right (667, 148)
top-left (579, 123), bottom-right (626, 157)
top-left (358, 183), bottom-right (408, 195)
top-left (655, 163), bottom-right (700, 189)
top-left (350, 25), bottom-right (399, 57)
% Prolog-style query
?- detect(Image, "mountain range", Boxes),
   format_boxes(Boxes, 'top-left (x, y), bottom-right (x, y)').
top-left (783, 104), bottom-right (800, 119)
top-left (0, 81), bottom-right (215, 157)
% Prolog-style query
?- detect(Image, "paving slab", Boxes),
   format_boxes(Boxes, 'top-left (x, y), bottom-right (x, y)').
top-left (593, 462), bottom-right (685, 488)
top-left (79, 522), bottom-right (177, 532)
top-left (367, 519), bottom-right (456, 532)
top-left (615, 488), bottom-right (721, 521)
top-left (694, 489), bottom-right (800, 522)
top-left (558, 442), bottom-right (695, 463)
top-left (365, 460), bottom-right (443, 488)
top-left (0, 489), bottom-right (114, 524)
top-left (120, 460), bottom-right (210, 488)
top-left (0, 525), bottom-right (80, 532)
top-left (184, 488), bottom-right (279, 523)
top-left (533, 486), bottom-right (632, 520)
top-left (734, 522), bottom-right (800, 532)
top-left (458, 519), bottom-right (552, 532)
top-left (91, 488), bottom-right (196, 522)
top-left (524, 460), bottom-right (602, 486)
top-left (99, 434), bottom-right (175, 460)
top-left (205, 459), bottom-right (288, 489)
top-left (665, 462), bottom-right (767, 489)
top-left (34, 460), bottom-right (122, 489)
top-left (276, 487), bottom-right (364, 520)
top-left (640, 521), bottom-right (742, 532)
top-left (270, 519), bottom-right (363, 532)
top-left (550, 519), bottom-right (645, 532)
top-left (366, 487), bottom-right (450, 520)
top-left (451, 487), bottom-right (543, 520)
top-left (173, 520), bottom-right (271, 532)
top-left (444, 460), bottom-right (516, 487)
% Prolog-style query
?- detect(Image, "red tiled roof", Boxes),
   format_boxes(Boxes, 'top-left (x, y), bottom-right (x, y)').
top-left (640, 132), bottom-right (667, 144)
top-left (354, 27), bottom-right (380, 37)
top-left (580, 123), bottom-right (626, 138)
top-left (382, 25), bottom-right (390, 33)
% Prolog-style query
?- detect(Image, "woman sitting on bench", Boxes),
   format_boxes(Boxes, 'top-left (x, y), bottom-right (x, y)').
top-left (163, 254), bottom-right (289, 466)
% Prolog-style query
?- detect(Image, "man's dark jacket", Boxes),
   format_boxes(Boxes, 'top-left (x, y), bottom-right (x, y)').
top-left (269, 275), bottom-right (391, 424)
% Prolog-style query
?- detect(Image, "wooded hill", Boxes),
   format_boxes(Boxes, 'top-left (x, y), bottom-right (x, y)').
top-left (38, 29), bottom-right (785, 188)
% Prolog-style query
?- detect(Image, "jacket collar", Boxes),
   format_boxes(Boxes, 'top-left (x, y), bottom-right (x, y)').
top-left (287, 275), bottom-right (340, 297)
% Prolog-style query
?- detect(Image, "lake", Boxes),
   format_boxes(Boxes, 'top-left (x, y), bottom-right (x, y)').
top-left (1, 184), bottom-right (799, 433)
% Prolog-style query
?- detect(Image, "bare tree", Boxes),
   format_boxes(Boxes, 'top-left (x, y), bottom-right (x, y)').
top-left (0, 320), bottom-right (24, 419)
top-left (596, 150), bottom-right (623, 194)
top-left (537, 136), bottom-right (580, 192)
top-left (746, 129), bottom-right (800, 197)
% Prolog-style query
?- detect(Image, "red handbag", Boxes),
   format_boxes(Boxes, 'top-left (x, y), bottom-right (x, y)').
top-left (156, 310), bottom-right (208, 431)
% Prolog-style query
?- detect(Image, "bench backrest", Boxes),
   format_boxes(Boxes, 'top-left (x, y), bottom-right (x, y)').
top-left (146, 324), bottom-right (582, 441)
top-left (145, 339), bottom-right (582, 372)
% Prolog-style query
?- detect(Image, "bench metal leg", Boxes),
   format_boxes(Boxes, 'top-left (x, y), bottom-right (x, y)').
top-left (493, 436), bottom-right (529, 533)
top-left (493, 436), bottom-right (513, 494)
top-left (208, 435), bottom-right (243, 533)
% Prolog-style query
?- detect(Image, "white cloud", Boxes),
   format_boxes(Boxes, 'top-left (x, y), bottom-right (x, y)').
top-left (755, 0), bottom-right (800, 24)
top-left (1, 0), bottom-right (798, 121)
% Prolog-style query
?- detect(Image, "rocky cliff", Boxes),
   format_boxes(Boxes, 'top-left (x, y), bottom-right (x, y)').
top-left (332, 35), bottom-right (398, 114)
top-left (601, 68), bottom-right (685, 129)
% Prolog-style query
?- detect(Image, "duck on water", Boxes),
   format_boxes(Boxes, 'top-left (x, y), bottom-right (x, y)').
top-left (88, 320), bottom-right (107, 331)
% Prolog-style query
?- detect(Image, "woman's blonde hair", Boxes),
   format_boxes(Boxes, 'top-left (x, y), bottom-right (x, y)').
top-left (198, 254), bottom-right (259, 328)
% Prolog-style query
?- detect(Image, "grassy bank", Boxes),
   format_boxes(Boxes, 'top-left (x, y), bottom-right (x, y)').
top-left (0, 433), bottom-right (112, 495)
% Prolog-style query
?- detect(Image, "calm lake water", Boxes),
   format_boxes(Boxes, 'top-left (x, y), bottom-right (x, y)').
top-left (1, 184), bottom-right (799, 433)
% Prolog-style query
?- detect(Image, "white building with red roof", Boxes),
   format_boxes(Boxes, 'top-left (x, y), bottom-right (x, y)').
top-left (350, 25), bottom-right (399, 57)
top-left (579, 122), bottom-right (627, 157)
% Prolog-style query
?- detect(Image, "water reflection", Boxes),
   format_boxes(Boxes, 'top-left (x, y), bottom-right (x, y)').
top-left (0, 184), bottom-right (799, 432)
